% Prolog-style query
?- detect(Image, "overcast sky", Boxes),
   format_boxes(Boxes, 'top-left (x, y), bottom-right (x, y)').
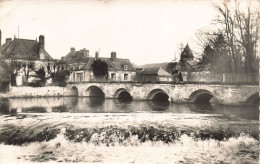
top-left (0, 0), bottom-right (218, 65)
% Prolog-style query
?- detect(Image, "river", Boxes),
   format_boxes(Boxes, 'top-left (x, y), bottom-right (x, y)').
top-left (0, 97), bottom-right (259, 163)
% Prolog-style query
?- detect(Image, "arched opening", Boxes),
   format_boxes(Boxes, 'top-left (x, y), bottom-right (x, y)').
top-left (86, 86), bottom-right (105, 97)
top-left (70, 86), bottom-right (78, 96)
top-left (189, 90), bottom-right (216, 104)
top-left (245, 93), bottom-right (259, 106)
top-left (147, 89), bottom-right (169, 102)
top-left (114, 89), bottom-right (133, 102)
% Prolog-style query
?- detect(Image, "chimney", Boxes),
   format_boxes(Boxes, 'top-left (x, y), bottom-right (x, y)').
top-left (39, 35), bottom-right (45, 49)
top-left (70, 47), bottom-right (75, 53)
top-left (95, 51), bottom-right (99, 60)
top-left (111, 51), bottom-right (116, 61)
top-left (6, 38), bottom-right (12, 43)
top-left (83, 48), bottom-right (89, 58)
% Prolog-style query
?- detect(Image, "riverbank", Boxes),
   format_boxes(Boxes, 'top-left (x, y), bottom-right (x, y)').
top-left (0, 86), bottom-right (70, 98)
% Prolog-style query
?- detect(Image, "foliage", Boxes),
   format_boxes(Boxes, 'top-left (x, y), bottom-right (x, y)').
top-left (197, 0), bottom-right (260, 73)
top-left (10, 60), bottom-right (22, 86)
top-left (0, 61), bottom-right (11, 83)
top-left (91, 59), bottom-right (108, 76)
top-left (28, 68), bottom-right (46, 87)
top-left (9, 60), bottom-right (36, 85)
top-left (51, 70), bottom-right (70, 87)
top-left (199, 34), bottom-right (232, 73)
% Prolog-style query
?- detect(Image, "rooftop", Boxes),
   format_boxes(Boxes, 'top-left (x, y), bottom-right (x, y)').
top-left (0, 38), bottom-right (53, 61)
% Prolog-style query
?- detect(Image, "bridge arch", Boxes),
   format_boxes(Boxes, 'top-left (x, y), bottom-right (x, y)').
top-left (147, 89), bottom-right (170, 102)
top-left (114, 88), bottom-right (133, 101)
top-left (189, 89), bottom-right (216, 104)
top-left (70, 86), bottom-right (78, 96)
top-left (245, 92), bottom-right (259, 106)
top-left (86, 86), bottom-right (105, 97)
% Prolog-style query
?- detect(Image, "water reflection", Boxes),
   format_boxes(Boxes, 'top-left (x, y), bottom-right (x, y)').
top-left (22, 107), bottom-right (46, 113)
top-left (147, 100), bottom-right (170, 112)
top-left (0, 97), bottom-right (258, 120)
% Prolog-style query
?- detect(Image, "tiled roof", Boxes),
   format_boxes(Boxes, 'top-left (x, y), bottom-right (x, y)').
top-left (139, 62), bottom-right (178, 74)
top-left (140, 67), bottom-right (171, 76)
top-left (0, 38), bottom-right (53, 61)
top-left (71, 57), bottom-right (135, 72)
top-left (62, 51), bottom-right (85, 64)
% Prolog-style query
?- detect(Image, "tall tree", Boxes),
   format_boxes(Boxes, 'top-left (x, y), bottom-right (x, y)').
top-left (91, 59), bottom-right (108, 77)
top-left (197, 0), bottom-right (259, 73)
top-left (214, 0), bottom-right (260, 73)
top-left (201, 34), bottom-right (232, 73)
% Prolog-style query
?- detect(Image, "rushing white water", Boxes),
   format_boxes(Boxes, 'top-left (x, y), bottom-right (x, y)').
top-left (0, 113), bottom-right (259, 164)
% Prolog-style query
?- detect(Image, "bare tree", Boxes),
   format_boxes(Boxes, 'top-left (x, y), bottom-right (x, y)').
top-left (234, 1), bottom-right (260, 72)
top-left (214, 0), bottom-right (260, 73)
top-left (196, 0), bottom-right (259, 73)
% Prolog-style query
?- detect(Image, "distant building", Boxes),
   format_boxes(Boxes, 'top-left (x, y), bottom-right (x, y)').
top-left (61, 47), bottom-right (89, 67)
top-left (138, 62), bottom-right (178, 75)
top-left (136, 67), bottom-right (173, 83)
top-left (0, 32), bottom-right (54, 86)
top-left (136, 43), bottom-right (196, 82)
top-left (66, 50), bottom-right (136, 82)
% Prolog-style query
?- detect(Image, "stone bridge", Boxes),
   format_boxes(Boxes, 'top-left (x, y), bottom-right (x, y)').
top-left (67, 82), bottom-right (259, 106)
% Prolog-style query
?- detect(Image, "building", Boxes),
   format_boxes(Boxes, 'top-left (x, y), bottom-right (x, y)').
top-left (138, 62), bottom-right (178, 75)
top-left (136, 67), bottom-right (173, 83)
top-left (65, 50), bottom-right (136, 82)
top-left (0, 32), bottom-right (54, 86)
top-left (136, 43), bottom-right (196, 82)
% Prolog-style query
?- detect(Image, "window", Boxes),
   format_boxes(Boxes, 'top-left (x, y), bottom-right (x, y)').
top-left (124, 74), bottom-right (128, 81)
top-left (111, 73), bottom-right (116, 80)
top-left (124, 65), bottom-right (128, 70)
top-left (76, 73), bottom-right (83, 82)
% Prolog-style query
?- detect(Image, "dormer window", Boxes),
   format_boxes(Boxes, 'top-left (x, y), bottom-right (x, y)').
top-left (124, 65), bottom-right (128, 70)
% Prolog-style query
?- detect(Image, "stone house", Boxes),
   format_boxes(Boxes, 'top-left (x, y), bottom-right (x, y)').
top-left (0, 31), bottom-right (55, 86)
top-left (65, 51), bottom-right (136, 82)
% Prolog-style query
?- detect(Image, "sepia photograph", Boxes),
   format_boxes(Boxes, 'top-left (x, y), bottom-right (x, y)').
top-left (0, 0), bottom-right (259, 163)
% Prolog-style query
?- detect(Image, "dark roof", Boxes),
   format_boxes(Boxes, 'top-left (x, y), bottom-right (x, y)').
top-left (62, 51), bottom-right (85, 64)
top-left (0, 38), bottom-right (53, 61)
top-left (139, 62), bottom-right (178, 74)
top-left (181, 44), bottom-right (194, 59)
top-left (140, 67), bottom-right (171, 76)
top-left (71, 57), bottom-right (135, 72)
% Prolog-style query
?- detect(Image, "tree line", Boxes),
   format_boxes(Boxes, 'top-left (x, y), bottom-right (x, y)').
top-left (197, 0), bottom-right (259, 73)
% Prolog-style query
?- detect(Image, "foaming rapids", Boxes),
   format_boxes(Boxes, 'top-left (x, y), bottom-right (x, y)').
top-left (0, 125), bottom-right (259, 163)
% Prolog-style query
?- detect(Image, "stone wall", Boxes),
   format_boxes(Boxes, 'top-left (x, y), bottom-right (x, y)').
top-left (67, 83), bottom-right (258, 106)
top-left (1, 86), bottom-right (70, 97)
top-left (0, 82), bottom-right (257, 106)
